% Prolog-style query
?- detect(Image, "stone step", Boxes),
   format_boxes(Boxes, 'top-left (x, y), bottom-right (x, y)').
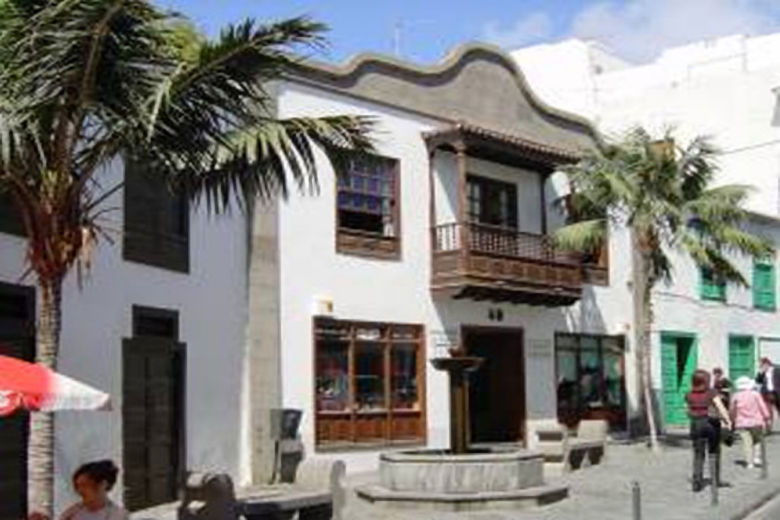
top-left (355, 483), bottom-right (569, 512)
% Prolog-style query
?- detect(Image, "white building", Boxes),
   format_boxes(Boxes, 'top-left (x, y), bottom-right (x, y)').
top-left (5, 34), bottom-right (780, 516)
top-left (513, 34), bottom-right (780, 428)
top-left (0, 163), bottom-right (248, 515)
top-left (243, 43), bottom-right (638, 478)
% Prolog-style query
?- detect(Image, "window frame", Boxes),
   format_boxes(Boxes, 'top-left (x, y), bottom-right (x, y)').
top-left (335, 154), bottom-right (401, 260)
top-left (466, 174), bottom-right (518, 229)
top-left (700, 266), bottom-right (727, 302)
top-left (313, 317), bottom-right (426, 450)
top-left (554, 332), bottom-right (627, 428)
top-left (122, 160), bottom-right (190, 273)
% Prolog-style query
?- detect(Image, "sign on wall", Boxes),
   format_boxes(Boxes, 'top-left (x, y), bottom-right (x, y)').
top-left (430, 328), bottom-right (460, 357)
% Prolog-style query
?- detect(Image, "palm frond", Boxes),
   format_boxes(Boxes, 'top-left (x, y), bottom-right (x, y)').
top-left (148, 17), bottom-right (327, 143)
top-left (183, 115), bottom-right (376, 211)
top-left (678, 135), bottom-right (719, 200)
top-left (684, 184), bottom-right (752, 223)
top-left (553, 218), bottom-right (608, 253)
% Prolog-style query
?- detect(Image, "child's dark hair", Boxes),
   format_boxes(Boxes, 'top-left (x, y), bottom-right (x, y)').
top-left (73, 460), bottom-right (119, 490)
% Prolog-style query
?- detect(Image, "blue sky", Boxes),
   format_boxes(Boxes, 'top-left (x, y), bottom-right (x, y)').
top-left (158, 1), bottom-right (780, 64)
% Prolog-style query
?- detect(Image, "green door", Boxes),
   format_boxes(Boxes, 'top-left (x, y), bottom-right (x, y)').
top-left (729, 335), bottom-right (756, 381)
top-left (661, 333), bottom-right (698, 426)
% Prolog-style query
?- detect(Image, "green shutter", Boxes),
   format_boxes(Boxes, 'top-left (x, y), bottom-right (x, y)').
top-left (661, 335), bottom-right (679, 425)
top-left (753, 261), bottom-right (776, 311)
top-left (729, 335), bottom-right (756, 381)
top-left (700, 267), bottom-right (726, 301)
top-left (661, 333), bottom-right (697, 426)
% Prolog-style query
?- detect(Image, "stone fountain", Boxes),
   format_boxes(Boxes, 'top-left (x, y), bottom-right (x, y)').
top-left (356, 347), bottom-right (568, 512)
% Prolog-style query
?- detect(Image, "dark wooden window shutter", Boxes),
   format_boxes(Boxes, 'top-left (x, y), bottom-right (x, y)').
top-left (123, 160), bottom-right (190, 273)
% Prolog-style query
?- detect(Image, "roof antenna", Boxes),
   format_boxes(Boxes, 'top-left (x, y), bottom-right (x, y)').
top-left (393, 19), bottom-right (403, 58)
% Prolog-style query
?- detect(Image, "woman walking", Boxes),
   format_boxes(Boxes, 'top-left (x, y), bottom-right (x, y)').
top-left (686, 369), bottom-right (732, 492)
top-left (730, 376), bottom-right (771, 468)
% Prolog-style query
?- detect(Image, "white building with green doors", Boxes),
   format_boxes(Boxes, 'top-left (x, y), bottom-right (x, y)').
top-left (513, 33), bottom-right (780, 429)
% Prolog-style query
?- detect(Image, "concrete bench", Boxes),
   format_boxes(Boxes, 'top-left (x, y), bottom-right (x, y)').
top-left (530, 419), bottom-right (607, 472)
top-left (144, 458), bottom-right (344, 520)
top-left (237, 458), bottom-right (346, 520)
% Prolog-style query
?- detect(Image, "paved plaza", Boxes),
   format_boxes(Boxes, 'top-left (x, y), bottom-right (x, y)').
top-left (342, 436), bottom-right (780, 520)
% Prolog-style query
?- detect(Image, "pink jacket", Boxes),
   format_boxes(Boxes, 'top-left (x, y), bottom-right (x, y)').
top-left (730, 389), bottom-right (771, 429)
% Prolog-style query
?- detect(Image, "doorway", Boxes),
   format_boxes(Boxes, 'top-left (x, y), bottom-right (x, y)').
top-left (661, 332), bottom-right (698, 427)
top-left (123, 306), bottom-right (185, 511)
top-left (0, 282), bottom-right (35, 520)
top-left (463, 326), bottom-right (525, 444)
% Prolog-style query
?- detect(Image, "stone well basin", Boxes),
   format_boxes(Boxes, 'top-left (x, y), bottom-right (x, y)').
top-left (379, 448), bottom-right (544, 494)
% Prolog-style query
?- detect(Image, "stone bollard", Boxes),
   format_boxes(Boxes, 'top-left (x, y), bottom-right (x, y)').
top-left (178, 472), bottom-right (238, 520)
top-left (709, 457), bottom-right (718, 507)
top-left (761, 435), bottom-right (768, 480)
top-left (631, 481), bottom-right (642, 520)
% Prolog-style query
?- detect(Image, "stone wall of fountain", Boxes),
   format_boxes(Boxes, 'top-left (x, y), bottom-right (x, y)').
top-left (355, 348), bottom-right (569, 512)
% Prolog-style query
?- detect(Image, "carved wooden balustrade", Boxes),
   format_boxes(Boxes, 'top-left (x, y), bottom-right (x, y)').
top-left (431, 222), bottom-right (584, 305)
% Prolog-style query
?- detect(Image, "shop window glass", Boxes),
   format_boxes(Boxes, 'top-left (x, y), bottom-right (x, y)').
top-left (392, 344), bottom-right (419, 411)
top-left (555, 333), bottom-right (626, 428)
top-left (316, 341), bottom-right (349, 412)
top-left (314, 319), bottom-right (424, 447)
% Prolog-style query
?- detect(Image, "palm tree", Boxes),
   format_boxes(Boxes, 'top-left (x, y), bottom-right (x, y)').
top-left (0, 1), bottom-right (374, 515)
top-left (555, 128), bottom-right (773, 451)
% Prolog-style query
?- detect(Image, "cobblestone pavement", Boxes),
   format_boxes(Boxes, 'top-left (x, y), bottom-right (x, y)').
top-left (343, 436), bottom-right (780, 520)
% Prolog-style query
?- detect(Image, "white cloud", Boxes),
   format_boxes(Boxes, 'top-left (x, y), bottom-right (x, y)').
top-left (484, 0), bottom-right (780, 62)
top-left (483, 12), bottom-right (553, 49)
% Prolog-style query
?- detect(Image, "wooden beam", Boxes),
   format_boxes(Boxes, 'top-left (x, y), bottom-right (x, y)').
top-left (455, 142), bottom-right (469, 270)
top-left (540, 172), bottom-right (549, 235)
top-left (428, 149), bottom-right (437, 275)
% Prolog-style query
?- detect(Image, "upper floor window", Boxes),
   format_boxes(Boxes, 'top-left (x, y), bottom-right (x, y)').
top-left (336, 154), bottom-right (400, 260)
top-left (466, 175), bottom-right (517, 229)
top-left (700, 267), bottom-right (726, 302)
top-left (753, 259), bottom-right (776, 311)
top-left (0, 189), bottom-right (25, 237)
top-left (123, 161), bottom-right (189, 273)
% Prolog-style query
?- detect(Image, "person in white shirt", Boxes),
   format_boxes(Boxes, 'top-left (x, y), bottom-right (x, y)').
top-left (28, 460), bottom-right (128, 520)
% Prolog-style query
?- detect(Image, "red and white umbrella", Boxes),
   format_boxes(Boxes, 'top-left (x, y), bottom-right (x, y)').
top-left (0, 354), bottom-right (111, 416)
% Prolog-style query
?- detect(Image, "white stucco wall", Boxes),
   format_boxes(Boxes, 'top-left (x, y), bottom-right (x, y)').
top-left (276, 82), bottom-right (636, 473)
top-left (513, 33), bottom-right (780, 216)
top-left (0, 162), bottom-right (248, 513)
top-left (649, 219), bottom-right (780, 402)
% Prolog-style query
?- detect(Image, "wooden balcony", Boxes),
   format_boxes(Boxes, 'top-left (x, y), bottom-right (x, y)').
top-left (431, 222), bottom-right (583, 306)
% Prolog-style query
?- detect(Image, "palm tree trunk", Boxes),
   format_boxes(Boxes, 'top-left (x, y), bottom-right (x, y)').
top-left (27, 277), bottom-right (63, 518)
top-left (631, 232), bottom-right (660, 452)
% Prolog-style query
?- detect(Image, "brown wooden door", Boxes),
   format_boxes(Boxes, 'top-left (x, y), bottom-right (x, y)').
top-left (123, 337), bottom-right (185, 511)
top-left (0, 283), bottom-right (34, 520)
top-left (466, 328), bottom-right (525, 444)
